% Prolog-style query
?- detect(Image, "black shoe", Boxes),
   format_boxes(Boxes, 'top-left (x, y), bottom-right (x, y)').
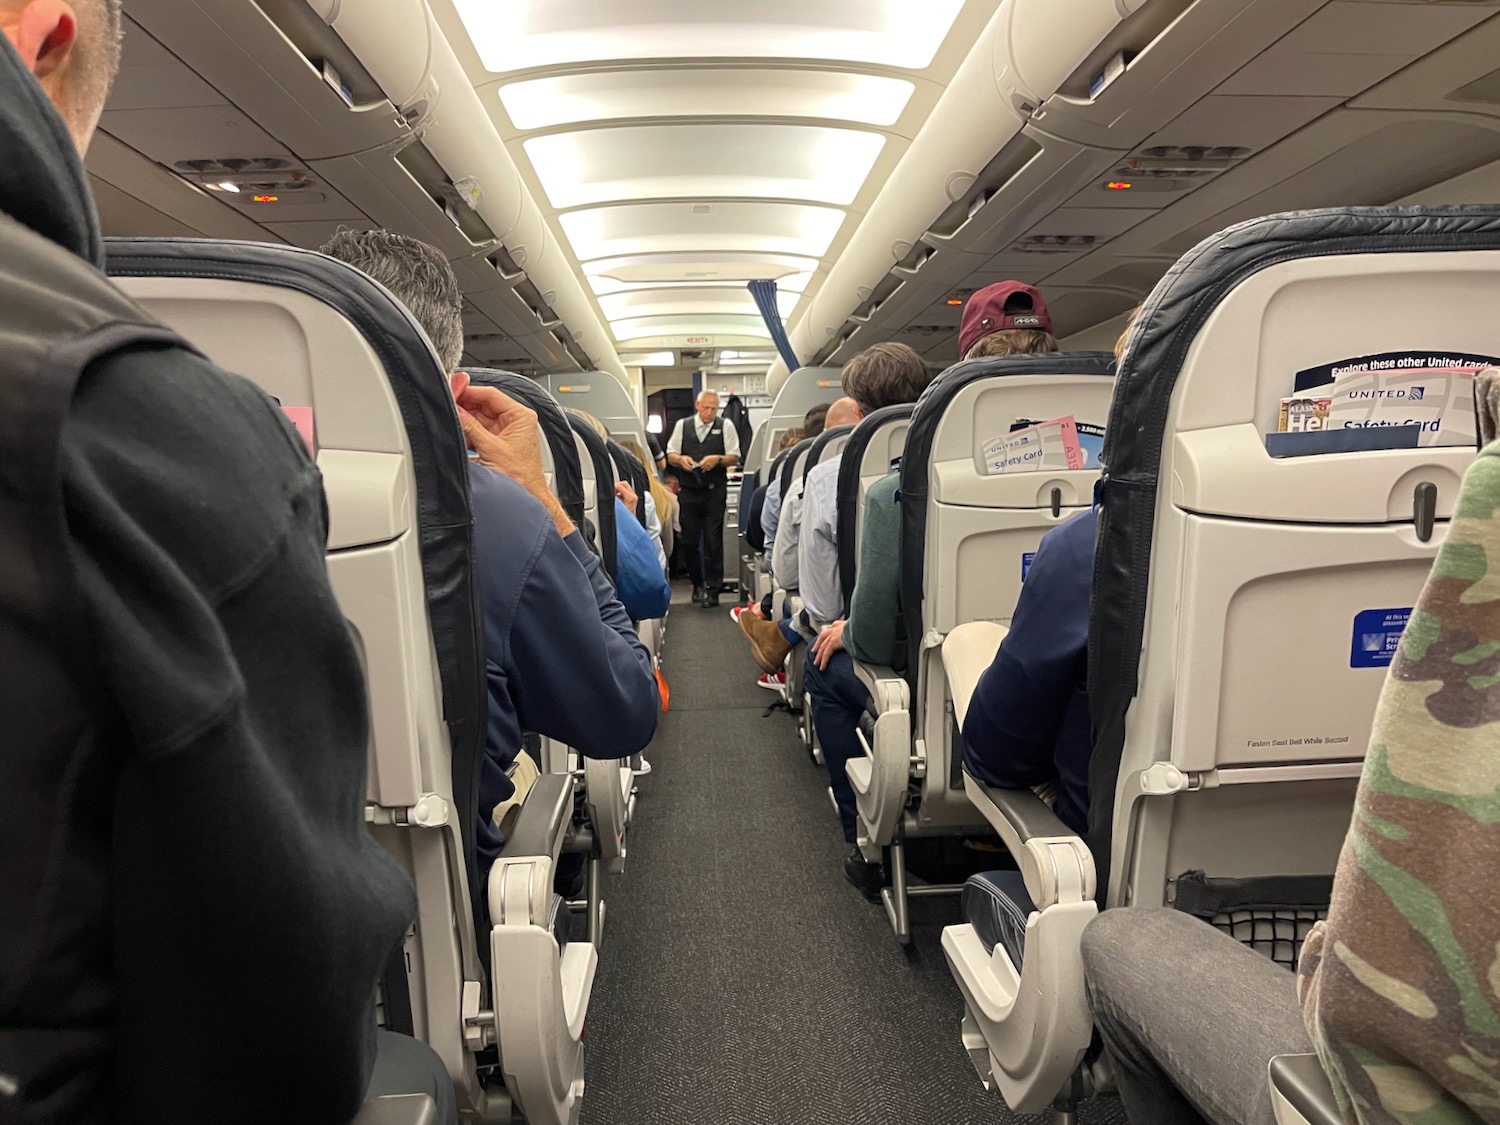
top-left (702, 591), bottom-right (719, 609)
top-left (844, 847), bottom-right (884, 902)
top-left (691, 585), bottom-right (705, 606)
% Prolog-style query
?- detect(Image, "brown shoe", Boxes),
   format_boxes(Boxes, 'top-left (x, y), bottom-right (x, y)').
top-left (740, 613), bottom-right (793, 673)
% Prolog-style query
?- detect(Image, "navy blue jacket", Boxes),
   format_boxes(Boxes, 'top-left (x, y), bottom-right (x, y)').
top-left (470, 463), bottom-right (657, 871)
top-left (962, 506), bottom-right (1096, 835)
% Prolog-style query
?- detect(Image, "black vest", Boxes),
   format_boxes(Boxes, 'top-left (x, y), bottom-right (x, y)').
top-left (680, 417), bottom-right (728, 492)
top-left (0, 211), bottom-right (190, 1120)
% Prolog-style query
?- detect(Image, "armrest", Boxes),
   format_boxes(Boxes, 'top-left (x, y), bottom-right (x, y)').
top-left (962, 771), bottom-right (1095, 910)
top-left (1269, 1055), bottom-right (1343, 1125)
top-left (497, 772), bottom-right (573, 865)
top-left (352, 1095), bottom-right (436, 1125)
top-left (942, 622), bottom-right (1008, 730)
top-left (852, 660), bottom-right (909, 711)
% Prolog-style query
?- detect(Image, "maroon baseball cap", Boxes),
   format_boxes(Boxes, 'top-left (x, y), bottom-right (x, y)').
top-left (959, 281), bottom-right (1052, 358)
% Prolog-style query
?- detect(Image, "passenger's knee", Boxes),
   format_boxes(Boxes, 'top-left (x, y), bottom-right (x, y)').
top-left (1081, 907), bottom-right (1198, 981)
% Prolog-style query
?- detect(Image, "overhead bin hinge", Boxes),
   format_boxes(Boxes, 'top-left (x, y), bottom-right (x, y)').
top-left (1413, 482), bottom-right (1438, 543)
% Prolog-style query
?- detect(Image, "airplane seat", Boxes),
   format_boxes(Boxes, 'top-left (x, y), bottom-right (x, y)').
top-left (835, 403), bottom-right (914, 614)
top-left (104, 237), bottom-right (601, 1124)
top-left (466, 369), bottom-right (587, 536)
top-left (940, 203), bottom-right (1500, 1121)
top-left (566, 415), bottom-right (618, 583)
top-left (749, 445), bottom-right (795, 606)
top-left (851, 351), bottom-right (1116, 944)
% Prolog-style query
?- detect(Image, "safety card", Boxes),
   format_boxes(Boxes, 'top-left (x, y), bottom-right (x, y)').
top-left (982, 415), bottom-right (1086, 475)
top-left (1269, 350), bottom-right (1500, 456)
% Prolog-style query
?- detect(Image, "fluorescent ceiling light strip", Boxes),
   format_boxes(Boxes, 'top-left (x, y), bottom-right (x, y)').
top-left (453, 0), bottom-right (968, 74)
top-left (498, 70), bottom-right (916, 131)
top-left (524, 125), bottom-right (887, 210)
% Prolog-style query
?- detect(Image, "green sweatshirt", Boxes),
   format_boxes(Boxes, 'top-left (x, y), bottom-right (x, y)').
top-left (844, 472), bottom-right (902, 667)
top-left (1298, 439), bottom-right (1500, 1124)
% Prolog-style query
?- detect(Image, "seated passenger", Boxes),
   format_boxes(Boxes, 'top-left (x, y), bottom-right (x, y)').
top-left (1080, 430), bottom-right (1500, 1125)
top-left (321, 231), bottom-right (658, 875)
top-left (814, 285), bottom-right (1065, 897)
top-left (960, 304), bottom-right (1128, 835)
top-left (0, 9), bottom-right (452, 1120)
top-left (779, 344), bottom-right (935, 894)
top-left (758, 404), bottom-right (829, 581)
top-left (615, 435), bottom-right (675, 565)
top-left (740, 396), bottom-right (863, 670)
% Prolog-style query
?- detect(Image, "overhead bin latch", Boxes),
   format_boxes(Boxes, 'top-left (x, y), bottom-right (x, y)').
top-left (1413, 482), bottom-right (1438, 543)
top-left (1050, 487), bottom-right (1063, 518)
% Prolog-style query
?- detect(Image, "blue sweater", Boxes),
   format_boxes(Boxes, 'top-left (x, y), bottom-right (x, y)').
top-left (470, 463), bottom-right (657, 871)
top-left (962, 507), bottom-right (1096, 835)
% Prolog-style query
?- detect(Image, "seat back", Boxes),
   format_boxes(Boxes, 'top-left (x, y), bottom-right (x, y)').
top-left (106, 237), bottom-right (488, 1103)
top-left (803, 423), bottom-right (854, 483)
top-left (608, 439), bottom-right (650, 527)
top-left (777, 439), bottom-right (815, 516)
top-left (836, 404), bottom-right (913, 611)
top-left (466, 369), bottom-right (587, 534)
top-left (744, 364), bottom-right (843, 474)
top-left (1090, 205), bottom-right (1500, 936)
top-left (901, 352), bottom-right (1117, 829)
top-left (568, 416), bottom-right (617, 581)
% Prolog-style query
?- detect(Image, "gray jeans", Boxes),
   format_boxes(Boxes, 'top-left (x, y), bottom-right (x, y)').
top-left (366, 1030), bottom-right (458, 1124)
top-left (1080, 908), bottom-right (1314, 1125)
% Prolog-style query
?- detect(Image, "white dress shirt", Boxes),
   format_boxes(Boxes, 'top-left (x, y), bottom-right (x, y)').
top-left (666, 414), bottom-right (741, 459)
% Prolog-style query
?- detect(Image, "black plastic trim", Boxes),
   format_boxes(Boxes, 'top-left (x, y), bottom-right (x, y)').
top-left (568, 414), bottom-right (618, 582)
top-left (465, 369), bottom-right (586, 534)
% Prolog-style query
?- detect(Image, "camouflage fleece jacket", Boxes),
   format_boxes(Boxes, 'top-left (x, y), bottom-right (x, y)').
top-left (1299, 439), bottom-right (1500, 1124)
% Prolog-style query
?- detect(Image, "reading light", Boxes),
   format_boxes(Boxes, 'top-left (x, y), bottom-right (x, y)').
top-left (216, 181), bottom-right (241, 193)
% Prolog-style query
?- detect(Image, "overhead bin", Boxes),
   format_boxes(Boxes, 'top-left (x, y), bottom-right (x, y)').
top-left (772, 0), bottom-right (1149, 396)
top-left (127, 0), bottom-right (412, 161)
top-left (308, 2), bottom-right (626, 383)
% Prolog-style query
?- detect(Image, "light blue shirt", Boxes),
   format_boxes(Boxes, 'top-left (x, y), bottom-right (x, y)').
top-left (760, 477), bottom-right (784, 567)
top-left (796, 454), bottom-right (844, 628)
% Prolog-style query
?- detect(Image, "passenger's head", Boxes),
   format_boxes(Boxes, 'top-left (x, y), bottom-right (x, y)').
top-left (566, 407), bottom-right (609, 441)
top-left (3, 0), bottom-right (124, 151)
top-left (777, 428), bottom-right (802, 452)
top-left (802, 402), bottom-right (829, 439)
top-left (960, 281), bottom-right (1058, 360)
top-left (319, 229), bottom-right (465, 377)
top-left (663, 473), bottom-right (681, 494)
top-left (841, 342), bottom-right (934, 414)
top-left (825, 396), bottom-right (863, 429)
top-left (695, 389), bottom-right (720, 423)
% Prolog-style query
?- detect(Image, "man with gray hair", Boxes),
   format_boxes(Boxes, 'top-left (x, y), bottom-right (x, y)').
top-left (666, 389), bottom-right (740, 607)
top-left (0, 3), bottom-right (455, 1121)
top-left (320, 229), bottom-right (658, 882)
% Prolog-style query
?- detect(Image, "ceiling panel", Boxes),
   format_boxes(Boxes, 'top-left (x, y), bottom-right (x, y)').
top-left (453, 0), bottom-right (968, 73)
top-left (559, 202), bottom-right (848, 261)
top-left (613, 313), bottom-right (773, 342)
top-left (525, 124), bottom-right (887, 209)
top-left (597, 287), bottom-right (797, 320)
top-left (499, 69), bottom-right (916, 130)
top-left (585, 252), bottom-right (821, 285)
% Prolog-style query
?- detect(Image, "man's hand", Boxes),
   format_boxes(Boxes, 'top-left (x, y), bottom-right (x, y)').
top-left (700, 454), bottom-right (720, 471)
top-left (615, 479), bottom-right (638, 509)
top-left (456, 384), bottom-right (574, 537)
top-left (811, 619), bottom-right (848, 670)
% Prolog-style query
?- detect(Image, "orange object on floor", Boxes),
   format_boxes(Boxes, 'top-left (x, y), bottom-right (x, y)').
top-left (656, 666), bottom-right (671, 712)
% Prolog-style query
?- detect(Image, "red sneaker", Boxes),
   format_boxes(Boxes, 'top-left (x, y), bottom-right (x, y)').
top-left (756, 671), bottom-right (787, 691)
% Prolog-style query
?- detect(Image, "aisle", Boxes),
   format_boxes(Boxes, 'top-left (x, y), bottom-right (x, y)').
top-left (579, 586), bottom-right (1127, 1125)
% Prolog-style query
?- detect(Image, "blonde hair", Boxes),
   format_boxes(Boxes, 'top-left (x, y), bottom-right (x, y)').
top-left (964, 329), bottom-right (1059, 361)
top-left (777, 428), bottom-right (802, 452)
top-left (565, 407), bottom-right (609, 441)
top-left (615, 436), bottom-right (672, 524)
top-left (1114, 307), bottom-right (1142, 362)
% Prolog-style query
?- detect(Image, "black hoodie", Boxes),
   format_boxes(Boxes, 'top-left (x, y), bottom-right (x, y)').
top-left (0, 33), bottom-right (416, 1125)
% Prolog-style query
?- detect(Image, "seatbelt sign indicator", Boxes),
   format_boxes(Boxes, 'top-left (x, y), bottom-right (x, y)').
top-left (1350, 607), bottom-right (1412, 668)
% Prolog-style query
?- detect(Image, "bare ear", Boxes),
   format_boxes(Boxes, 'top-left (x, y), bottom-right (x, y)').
top-left (11, 1), bottom-right (78, 79)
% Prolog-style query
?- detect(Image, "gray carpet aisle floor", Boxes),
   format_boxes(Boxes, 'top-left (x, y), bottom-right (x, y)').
top-left (578, 584), bottom-right (1128, 1125)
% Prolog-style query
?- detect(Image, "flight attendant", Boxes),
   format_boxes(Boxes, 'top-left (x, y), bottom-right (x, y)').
top-left (666, 390), bottom-right (740, 606)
